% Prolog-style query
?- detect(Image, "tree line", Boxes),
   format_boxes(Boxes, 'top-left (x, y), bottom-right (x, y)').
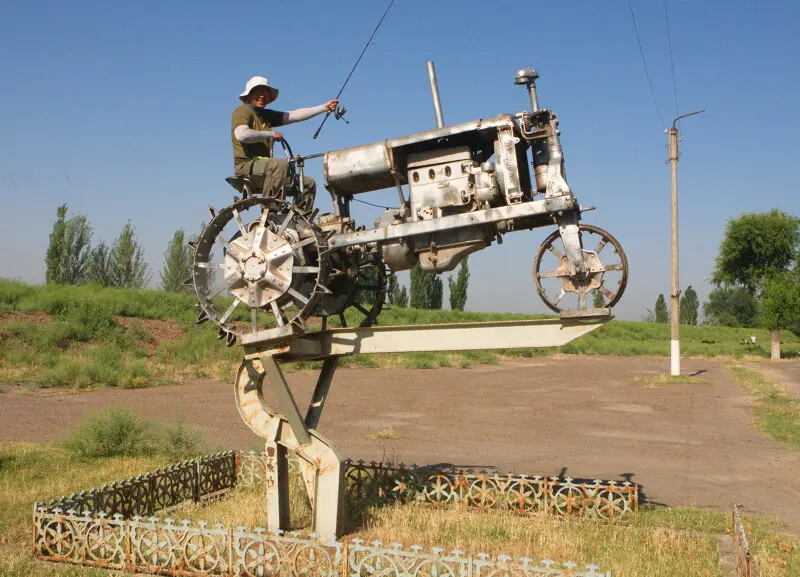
top-left (44, 204), bottom-right (473, 310)
top-left (644, 209), bottom-right (800, 359)
top-left (45, 204), bottom-right (195, 292)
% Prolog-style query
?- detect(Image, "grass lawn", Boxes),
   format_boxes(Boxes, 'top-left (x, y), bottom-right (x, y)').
top-left (727, 364), bottom-right (800, 451)
top-left (1, 279), bottom-right (798, 390)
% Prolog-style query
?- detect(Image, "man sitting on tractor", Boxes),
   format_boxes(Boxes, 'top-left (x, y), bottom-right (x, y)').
top-left (231, 76), bottom-right (337, 211)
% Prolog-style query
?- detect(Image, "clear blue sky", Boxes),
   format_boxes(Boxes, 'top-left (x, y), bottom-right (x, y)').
top-left (1, 0), bottom-right (798, 320)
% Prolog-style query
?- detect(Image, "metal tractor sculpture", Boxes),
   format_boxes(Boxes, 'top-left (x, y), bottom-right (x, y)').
top-left (190, 66), bottom-right (628, 539)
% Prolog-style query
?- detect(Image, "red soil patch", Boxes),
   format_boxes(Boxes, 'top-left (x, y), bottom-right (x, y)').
top-left (113, 317), bottom-right (184, 350)
top-left (0, 310), bottom-right (53, 327)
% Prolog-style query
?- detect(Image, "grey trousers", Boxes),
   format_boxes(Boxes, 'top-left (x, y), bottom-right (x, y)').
top-left (246, 157), bottom-right (316, 211)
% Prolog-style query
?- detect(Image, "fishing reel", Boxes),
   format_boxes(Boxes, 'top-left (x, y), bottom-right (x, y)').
top-left (334, 105), bottom-right (349, 124)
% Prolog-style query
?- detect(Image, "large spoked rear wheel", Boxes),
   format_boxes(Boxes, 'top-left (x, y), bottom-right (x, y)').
top-left (533, 224), bottom-right (628, 313)
top-left (192, 197), bottom-right (330, 344)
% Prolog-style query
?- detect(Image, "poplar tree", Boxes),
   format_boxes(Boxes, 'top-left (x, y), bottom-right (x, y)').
top-left (655, 294), bottom-right (669, 324)
top-left (447, 259), bottom-right (470, 311)
top-left (86, 241), bottom-right (113, 286)
top-left (44, 204), bottom-right (92, 285)
top-left (109, 221), bottom-right (150, 289)
top-left (410, 263), bottom-right (429, 309)
top-left (680, 285), bottom-right (699, 325)
top-left (160, 228), bottom-right (192, 293)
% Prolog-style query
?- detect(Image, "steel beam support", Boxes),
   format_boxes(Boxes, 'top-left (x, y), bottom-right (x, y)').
top-left (244, 317), bottom-right (609, 361)
top-left (260, 355), bottom-right (312, 446)
top-left (304, 358), bottom-right (339, 431)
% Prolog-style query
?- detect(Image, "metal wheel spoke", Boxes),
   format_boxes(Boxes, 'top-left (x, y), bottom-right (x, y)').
top-left (354, 303), bottom-right (370, 316)
top-left (602, 287), bottom-right (615, 298)
top-left (292, 266), bottom-right (320, 274)
top-left (547, 245), bottom-right (564, 258)
top-left (538, 269), bottom-right (570, 279)
top-left (553, 288), bottom-right (566, 304)
top-left (219, 299), bottom-right (241, 324)
top-left (253, 210), bottom-right (270, 248)
top-left (338, 313), bottom-right (347, 328)
top-left (291, 237), bottom-right (316, 251)
top-left (250, 308), bottom-right (258, 331)
top-left (276, 211), bottom-right (293, 237)
top-left (210, 285), bottom-right (228, 299)
top-left (593, 238), bottom-right (608, 254)
top-left (232, 209), bottom-right (248, 237)
top-left (270, 301), bottom-right (285, 327)
top-left (597, 263), bottom-right (623, 272)
top-left (287, 288), bottom-right (309, 305)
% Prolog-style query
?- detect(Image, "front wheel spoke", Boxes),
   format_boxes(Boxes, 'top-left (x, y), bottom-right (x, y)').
top-left (338, 313), bottom-right (347, 328)
top-left (219, 299), bottom-right (241, 324)
top-left (597, 263), bottom-right (623, 272)
top-left (292, 266), bottom-right (320, 274)
top-left (538, 269), bottom-right (570, 279)
top-left (354, 303), bottom-right (370, 316)
top-left (553, 288), bottom-right (566, 304)
top-left (547, 245), bottom-right (564, 259)
top-left (251, 308), bottom-right (258, 331)
top-left (593, 238), bottom-right (608, 254)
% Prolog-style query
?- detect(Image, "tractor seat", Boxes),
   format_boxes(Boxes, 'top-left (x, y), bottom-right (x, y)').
top-left (225, 176), bottom-right (259, 197)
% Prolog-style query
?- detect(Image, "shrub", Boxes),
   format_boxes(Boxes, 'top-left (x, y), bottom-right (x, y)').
top-left (153, 417), bottom-right (209, 460)
top-left (62, 407), bottom-right (149, 459)
top-left (62, 408), bottom-right (209, 460)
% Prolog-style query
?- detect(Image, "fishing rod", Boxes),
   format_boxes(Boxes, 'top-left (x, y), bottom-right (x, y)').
top-left (313, 0), bottom-right (396, 139)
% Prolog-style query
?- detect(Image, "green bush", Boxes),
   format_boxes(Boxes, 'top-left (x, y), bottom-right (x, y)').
top-left (62, 408), bottom-right (209, 460)
top-left (62, 407), bottom-right (149, 459)
top-left (153, 417), bottom-right (209, 460)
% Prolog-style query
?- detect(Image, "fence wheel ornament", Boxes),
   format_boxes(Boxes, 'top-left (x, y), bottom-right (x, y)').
top-left (240, 539), bottom-right (281, 577)
top-left (293, 542), bottom-right (334, 577)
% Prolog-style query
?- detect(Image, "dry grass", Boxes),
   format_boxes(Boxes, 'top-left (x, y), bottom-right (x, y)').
top-left (727, 364), bottom-right (800, 451)
top-left (3, 441), bottom-right (798, 576)
top-left (635, 374), bottom-right (710, 388)
top-left (0, 441), bottom-right (163, 576)
top-left (167, 483), bottom-right (800, 577)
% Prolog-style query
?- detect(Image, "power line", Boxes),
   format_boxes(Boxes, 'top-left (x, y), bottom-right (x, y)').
top-left (663, 0), bottom-right (680, 117)
top-left (626, 0), bottom-right (665, 128)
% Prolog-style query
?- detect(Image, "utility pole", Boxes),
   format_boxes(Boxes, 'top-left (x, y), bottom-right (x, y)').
top-left (668, 110), bottom-right (705, 376)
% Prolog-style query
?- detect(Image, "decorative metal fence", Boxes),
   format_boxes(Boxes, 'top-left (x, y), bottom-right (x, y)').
top-left (235, 454), bottom-right (638, 520)
top-left (732, 505), bottom-right (756, 577)
top-left (33, 450), bottom-right (619, 576)
top-left (341, 459), bottom-right (638, 519)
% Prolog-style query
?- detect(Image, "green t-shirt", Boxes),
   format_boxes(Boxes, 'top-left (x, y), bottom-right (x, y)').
top-left (231, 104), bottom-right (285, 174)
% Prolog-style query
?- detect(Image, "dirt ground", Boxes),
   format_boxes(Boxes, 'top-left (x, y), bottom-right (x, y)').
top-left (2, 356), bottom-right (799, 532)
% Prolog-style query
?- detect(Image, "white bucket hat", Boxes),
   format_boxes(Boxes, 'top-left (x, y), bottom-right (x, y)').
top-left (239, 76), bottom-right (279, 104)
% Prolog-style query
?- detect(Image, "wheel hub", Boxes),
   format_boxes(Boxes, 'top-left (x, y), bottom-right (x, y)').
top-left (227, 228), bottom-right (294, 307)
